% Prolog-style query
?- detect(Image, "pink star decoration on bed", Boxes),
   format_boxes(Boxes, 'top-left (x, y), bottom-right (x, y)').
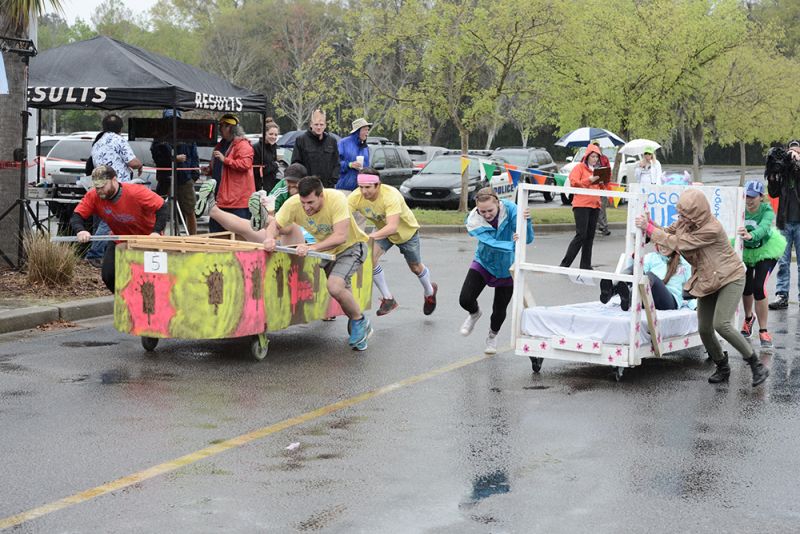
top-left (615, 348), bottom-right (623, 356)
top-left (635, 323), bottom-right (640, 332)
top-left (636, 304), bottom-right (642, 312)
top-left (657, 335), bottom-right (662, 343)
top-left (540, 342), bottom-right (548, 350)
top-left (608, 355), bottom-right (614, 362)
top-left (559, 338), bottom-right (566, 345)
top-left (684, 338), bottom-right (690, 347)
top-left (576, 342), bottom-right (583, 349)
top-left (668, 342), bottom-right (674, 350)
top-left (523, 344), bottom-right (530, 353)
top-left (592, 342), bottom-right (600, 350)
top-left (635, 340), bottom-right (640, 348)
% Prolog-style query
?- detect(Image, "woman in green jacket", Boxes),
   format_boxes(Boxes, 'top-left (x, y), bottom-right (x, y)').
top-left (739, 180), bottom-right (787, 348)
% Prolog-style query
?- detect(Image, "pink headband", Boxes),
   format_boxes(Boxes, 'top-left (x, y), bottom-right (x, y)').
top-left (357, 173), bottom-right (380, 185)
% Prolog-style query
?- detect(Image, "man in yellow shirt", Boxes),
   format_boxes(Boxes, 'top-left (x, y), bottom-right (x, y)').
top-left (348, 169), bottom-right (437, 317)
top-left (264, 176), bottom-right (372, 350)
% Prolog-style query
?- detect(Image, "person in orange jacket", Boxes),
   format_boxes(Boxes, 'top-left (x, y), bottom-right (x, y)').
top-left (559, 143), bottom-right (609, 270)
top-left (201, 113), bottom-right (256, 234)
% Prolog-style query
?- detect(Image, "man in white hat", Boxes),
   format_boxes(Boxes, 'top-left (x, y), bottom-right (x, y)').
top-left (336, 117), bottom-right (372, 191)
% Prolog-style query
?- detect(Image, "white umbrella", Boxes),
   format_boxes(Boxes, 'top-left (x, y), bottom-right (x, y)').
top-left (555, 127), bottom-right (626, 147)
top-left (618, 139), bottom-right (661, 156)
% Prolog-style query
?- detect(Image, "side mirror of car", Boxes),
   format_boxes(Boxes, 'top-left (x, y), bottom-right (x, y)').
top-left (493, 168), bottom-right (502, 176)
top-left (373, 162), bottom-right (385, 170)
top-left (412, 167), bottom-right (421, 174)
top-left (626, 157), bottom-right (636, 163)
top-left (565, 156), bottom-right (573, 162)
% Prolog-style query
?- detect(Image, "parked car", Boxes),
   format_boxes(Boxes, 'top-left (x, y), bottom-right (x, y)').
top-left (558, 146), bottom-right (639, 205)
top-left (366, 136), bottom-right (394, 145)
top-left (399, 155), bottom-right (492, 209)
top-left (369, 145), bottom-right (415, 187)
top-left (44, 136), bottom-right (158, 189)
top-left (404, 145), bottom-right (448, 169)
top-left (491, 147), bottom-right (559, 203)
top-left (31, 135), bottom-right (65, 183)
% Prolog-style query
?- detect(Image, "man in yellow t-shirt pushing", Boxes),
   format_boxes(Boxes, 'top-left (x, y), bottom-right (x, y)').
top-left (348, 169), bottom-right (437, 317)
top-left (264, 176), bottom-right (372, 350)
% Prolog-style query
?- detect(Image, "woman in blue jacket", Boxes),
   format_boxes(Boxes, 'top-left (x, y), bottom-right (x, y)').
top-left (459, 188), bottom-right (533, 354)
top-left (336, 118), bottom-right (371, 190)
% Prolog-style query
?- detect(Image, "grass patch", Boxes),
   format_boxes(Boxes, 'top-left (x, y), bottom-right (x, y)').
top-left (413, 205), bottom-right (628, 226)
top-left (23, 232), bottom-right (77, 285)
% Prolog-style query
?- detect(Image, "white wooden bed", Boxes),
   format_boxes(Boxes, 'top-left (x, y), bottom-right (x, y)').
top-left (509, 181), bottom-right (746, 380)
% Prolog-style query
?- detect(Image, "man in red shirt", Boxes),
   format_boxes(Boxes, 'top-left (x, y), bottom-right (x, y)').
top-left (71, 165), bottom-right (168, 292)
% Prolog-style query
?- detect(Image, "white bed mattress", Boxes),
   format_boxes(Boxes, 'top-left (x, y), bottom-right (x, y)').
top-left (521, 301), bottom-right (698, 346)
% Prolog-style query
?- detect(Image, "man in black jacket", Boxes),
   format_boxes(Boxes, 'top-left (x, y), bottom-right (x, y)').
top-left (291, 109), bottom-right (340, 188)
top-left (767, 140), bottom-right (800, 310)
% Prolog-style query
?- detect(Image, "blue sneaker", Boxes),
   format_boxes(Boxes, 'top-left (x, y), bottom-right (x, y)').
top-left (348, 316), bottom-right (372, 347)
top-left (353, 336), bottom-right (369, 351)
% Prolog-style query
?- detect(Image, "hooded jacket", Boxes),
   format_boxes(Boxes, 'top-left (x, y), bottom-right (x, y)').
top-left (649, 188), bottom-right (744, 297)
top-left (465, 199), bottom-right (534, 278)
top-left (336, 132), bottom-right (371, 191)
top-left (291, 129), bottom-right (340, 188)
top-left (569, 144), bottom-right (608, 209)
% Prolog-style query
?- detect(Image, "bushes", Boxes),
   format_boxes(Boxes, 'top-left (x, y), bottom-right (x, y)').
top-left (23, 232), bottom-right (77, 286)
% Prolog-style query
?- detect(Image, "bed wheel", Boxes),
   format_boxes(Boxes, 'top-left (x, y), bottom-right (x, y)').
top-left (251, 334), bottom-right (269, 361)
top-left (141, 336), bottom-right (159, 352)
top-left (530, 357), bottom-right (543, 373)
top-left (613, 367), bottom-right (624, 382)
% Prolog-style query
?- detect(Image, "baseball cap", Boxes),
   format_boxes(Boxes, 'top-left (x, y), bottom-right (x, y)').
top-left (91, 165), bottom-right (116, 188)
top-left (283, 163), bottom-right (308, 182)
top-left (745, 180), bottom-right (765, 198)
top-left (643, 146), bottom-right (656, 155)
top-left (219, 113), bottom-right (239, 125)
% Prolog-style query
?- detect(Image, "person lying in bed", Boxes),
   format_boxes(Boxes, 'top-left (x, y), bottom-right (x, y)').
top-left (600, 243), bottom-right (696, 312)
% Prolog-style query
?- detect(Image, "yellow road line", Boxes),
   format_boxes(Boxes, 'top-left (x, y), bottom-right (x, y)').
top-left (0, 350), bottom-right (501, 530)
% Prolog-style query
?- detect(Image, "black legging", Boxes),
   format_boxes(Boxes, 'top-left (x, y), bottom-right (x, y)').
top-left (101, 241), bottom-right (117, 293)
top-left (560, 207), bottom-right (599, 269)
top-left (459, 268), bottom-right (514, 333)
top-left (743, 258), bottom-right (777, 300)
top-left (647, 271), bottom-right (678, 310)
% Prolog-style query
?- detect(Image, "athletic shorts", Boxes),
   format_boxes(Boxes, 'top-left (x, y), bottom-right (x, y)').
top-left (322, 241), bottom-right (367, 289)
top-left (376, 231), bottom-right (421, 265)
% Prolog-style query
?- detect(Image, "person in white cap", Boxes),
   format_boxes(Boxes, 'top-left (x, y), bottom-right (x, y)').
top-left (337, 117), bottom-right (372, 191)
top-left (348, 168), bottom-right (438, 316)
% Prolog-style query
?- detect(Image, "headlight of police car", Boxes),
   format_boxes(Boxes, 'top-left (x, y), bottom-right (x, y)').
top-left (452, 185), bottom-right (477, 195)
top-left (399, 183), bottom-right (410, 193)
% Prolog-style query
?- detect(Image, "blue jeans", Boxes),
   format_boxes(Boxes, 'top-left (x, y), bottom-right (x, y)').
top-left (775, 222), bottom-right (800, 297)
top-left (85, 219), bottom-right (110, 259)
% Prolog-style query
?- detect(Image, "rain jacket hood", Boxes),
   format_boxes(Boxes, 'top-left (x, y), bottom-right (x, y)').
top-left (675, 188), bottom-right (714, 230)
top-left (581, 143), bottom-right (602, 167)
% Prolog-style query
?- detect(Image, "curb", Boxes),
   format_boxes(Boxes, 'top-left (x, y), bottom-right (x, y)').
top-left (0, 296), bottom-right (114, 335)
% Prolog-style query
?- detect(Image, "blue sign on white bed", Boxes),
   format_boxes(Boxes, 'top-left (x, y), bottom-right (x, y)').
top-left (632, 185), bottom-right (741, 235)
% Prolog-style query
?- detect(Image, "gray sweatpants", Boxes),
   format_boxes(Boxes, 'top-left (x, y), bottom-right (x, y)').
top-left (696, 277), bottom-right (755, 362)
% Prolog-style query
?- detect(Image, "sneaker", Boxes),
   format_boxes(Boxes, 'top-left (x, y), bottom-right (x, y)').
top-left (599, 279), bottom-right (614, 304)
top-left (769, 294), bottom-right (788, 310)
top-left (376, 298), bottom-right (399, 317)
top-left (484, 332), bottom-right (498, 354)
top-left (741, 315), bottom-right (755, 337)
top-left (423, 283), bottom-right (438, 315)
top-left (195, 179), bottom-right (216, 217)
top-left (460, 310), bottom-right (482, 336)
top-left (759, 330), bottom-right (773, 348)
top-left (353, 336), bottom-right (369, 351)
top-left (616, 281), bottom-right (631, 312)
top-left (248, 190), bottom-right (267, 230)
top-left (348, 316), bottom-right (373, 347)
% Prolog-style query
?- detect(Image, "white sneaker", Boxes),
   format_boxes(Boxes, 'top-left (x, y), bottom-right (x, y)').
top-left (484, 332), bottom-right (498, 354)
top-left (460, 310), bottom-right (482, 336)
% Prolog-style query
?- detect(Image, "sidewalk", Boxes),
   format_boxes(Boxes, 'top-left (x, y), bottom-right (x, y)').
top-left (0, 222), bottom-right (621, 335)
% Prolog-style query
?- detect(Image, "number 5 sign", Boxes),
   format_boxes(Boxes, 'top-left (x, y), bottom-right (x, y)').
top-left (144, 251), bottom-right (168, 274)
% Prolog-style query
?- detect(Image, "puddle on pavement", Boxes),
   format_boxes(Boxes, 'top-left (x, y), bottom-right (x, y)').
top-left (1, 390), bottom-right (32, 399)
top-left (469, 470), bottom-right (511, 502)
top-left (523, 385), bottom-right (550, 390)
top-left (296, 504), bottom-right (347, 532)
top-left (61, 341), bottom-right (119, 348)
top-left (99, 368), bottom-right (177, 385)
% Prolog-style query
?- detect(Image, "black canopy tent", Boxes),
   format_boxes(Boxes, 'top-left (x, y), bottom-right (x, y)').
top-left (26, 35), bottom-right (268, 236)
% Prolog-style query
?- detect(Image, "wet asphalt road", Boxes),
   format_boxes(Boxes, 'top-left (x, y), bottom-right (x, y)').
top-left (2, 228), bottom-right (800, 533)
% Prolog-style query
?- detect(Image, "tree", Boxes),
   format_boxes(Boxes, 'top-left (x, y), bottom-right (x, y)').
top-left (1, 0), bottom-right (62, 266)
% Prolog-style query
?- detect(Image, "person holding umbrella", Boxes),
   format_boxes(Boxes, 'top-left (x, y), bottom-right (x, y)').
top-left (635, 146), bottom-right (663, 185)
top-left (559, 144), bottom-right (609, 270)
